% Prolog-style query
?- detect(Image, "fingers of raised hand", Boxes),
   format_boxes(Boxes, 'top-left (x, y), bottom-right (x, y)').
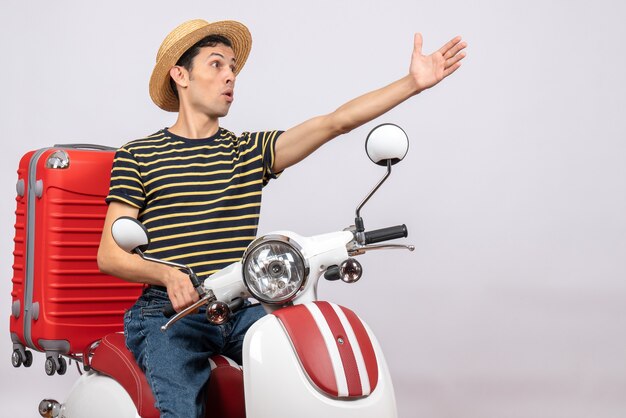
top-left (443, 60), bottom-right (463, 78)
top-left (443, 39), bottom-right (467, 60)
top-left (439, 36), bottom-right (464, 58)
top-left (413, 32), bottom-right (423, 54)
top-left (445, 50), bottom-right (466, 70)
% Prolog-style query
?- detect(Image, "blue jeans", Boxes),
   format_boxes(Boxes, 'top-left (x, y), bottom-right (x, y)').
top-left (123, 287), bottom-right (265, 418)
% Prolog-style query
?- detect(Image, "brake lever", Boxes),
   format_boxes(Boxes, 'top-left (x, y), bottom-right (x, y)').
top-left (348, 243), bottom-right (415, 256)
top-left (160, 292), bottom-right (215, 332)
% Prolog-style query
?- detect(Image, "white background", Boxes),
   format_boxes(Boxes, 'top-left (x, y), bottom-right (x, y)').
top-left (1, 0), bottom-right (625, 417)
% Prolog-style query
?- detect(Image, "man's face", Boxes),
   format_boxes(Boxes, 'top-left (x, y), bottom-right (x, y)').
top-left (184, 44), bottom-right (237, 117)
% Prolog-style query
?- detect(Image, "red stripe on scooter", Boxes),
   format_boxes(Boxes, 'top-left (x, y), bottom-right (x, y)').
top-left (211, 355), bottom-right (230, 368)
top-left (274, 305), bottom-right (338, 396)
top-left (340, 306), bottom-right (379, 392)
top-left (316, 302), bottom-right (363, 396)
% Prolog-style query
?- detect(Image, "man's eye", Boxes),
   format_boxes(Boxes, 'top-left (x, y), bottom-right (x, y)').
top-left (211, 61), bottom-right (220, 68)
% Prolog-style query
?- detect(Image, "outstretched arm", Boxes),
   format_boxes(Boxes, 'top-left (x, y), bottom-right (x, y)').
top-left (273, 33), bottom-right (466, 172)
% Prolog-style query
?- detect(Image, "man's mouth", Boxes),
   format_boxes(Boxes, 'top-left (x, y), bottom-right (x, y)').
top-left (223, 90), bottom-right (234, 102)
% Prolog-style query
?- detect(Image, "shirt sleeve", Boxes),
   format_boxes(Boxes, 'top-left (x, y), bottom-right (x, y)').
top-left (255, 130), bottom-right (284, 186)
top-left (105, 147), bottom-right (145, 209)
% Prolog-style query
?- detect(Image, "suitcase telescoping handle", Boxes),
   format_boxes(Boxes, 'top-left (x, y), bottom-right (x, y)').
top-left (53, 144), bottom-right (117, 151)
top-left (54, 144), bottom-right (117, 151)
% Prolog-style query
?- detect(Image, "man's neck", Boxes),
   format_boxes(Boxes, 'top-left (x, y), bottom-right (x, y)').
top-left (168, 110), bottom-right (220, 139)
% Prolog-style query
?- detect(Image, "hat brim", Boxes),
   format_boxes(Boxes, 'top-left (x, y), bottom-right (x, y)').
top-left (149, 20), bottom-right (252, 112)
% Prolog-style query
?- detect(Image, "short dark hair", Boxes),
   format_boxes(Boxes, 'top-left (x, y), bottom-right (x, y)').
top-left (169, 34), bottom-right (233, 98)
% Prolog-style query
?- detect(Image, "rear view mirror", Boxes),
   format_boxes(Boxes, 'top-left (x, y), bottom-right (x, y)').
top-left (365, 123), bottom-right (409, 166)
top-left (111, 216), bottom-right (150, 254)
top-left (355, 124), bottom-right (410, 237)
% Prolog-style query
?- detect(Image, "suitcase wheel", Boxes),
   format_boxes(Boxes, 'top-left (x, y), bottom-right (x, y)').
top-left (23, 350), bottom-right (33, 367)
top-left (44, 355), bottom-right (67, 376)
top-left (11, 349), bottom-right (32, 368)
top-left (44, 357), bottom-right (55, 375)
top-left (57, 357), bottom-right (67, 375)
top-left (11, 349), bottom-right (22, 368)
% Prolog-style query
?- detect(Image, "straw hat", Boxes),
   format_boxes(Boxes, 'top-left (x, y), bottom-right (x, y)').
top-left (149, 19), bottom-right (252, 112)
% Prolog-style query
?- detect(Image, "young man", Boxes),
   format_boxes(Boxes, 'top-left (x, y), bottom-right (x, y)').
top-left (98, 19), bottom-right (466, 418)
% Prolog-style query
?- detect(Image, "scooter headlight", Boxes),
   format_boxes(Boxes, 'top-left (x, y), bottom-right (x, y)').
top-left (242, 235), bottom-right (308, 304)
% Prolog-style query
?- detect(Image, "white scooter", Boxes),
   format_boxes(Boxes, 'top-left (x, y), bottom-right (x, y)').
top-left (37, 123), bottom-right (414, 418)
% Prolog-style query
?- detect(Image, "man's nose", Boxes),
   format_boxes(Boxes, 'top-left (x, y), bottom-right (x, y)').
top-left (226, 69), bottom-right (235, 84)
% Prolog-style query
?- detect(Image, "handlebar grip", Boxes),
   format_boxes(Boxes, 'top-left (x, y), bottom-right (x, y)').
top-left (227, 297), bottom-right (245, 312)
top-left (162, 304), bottom-right (176, 318)
top-left (364, 224), bottom-right (408, 244)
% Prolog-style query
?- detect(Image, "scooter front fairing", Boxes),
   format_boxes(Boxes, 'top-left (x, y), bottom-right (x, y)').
top-left (242, 302), bottom-right (397, 418)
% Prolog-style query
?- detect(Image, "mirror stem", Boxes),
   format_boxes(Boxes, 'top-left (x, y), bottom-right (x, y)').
top-left (133, 249), bottom-right (206, 297)
top-left (134, 248), bottom-right (187, 271)
top-left (355, 159), bottom-right (393, 232)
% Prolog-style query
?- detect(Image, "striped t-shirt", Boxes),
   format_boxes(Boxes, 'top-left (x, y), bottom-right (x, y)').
top-left (106, 127), bottom-right (283, 278)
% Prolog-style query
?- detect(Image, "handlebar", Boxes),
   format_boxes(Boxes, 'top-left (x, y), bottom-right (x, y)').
top-left (162, 295), bottom-right (247, 319)
top-left (162, 304), bottom-right (177, 318)
top-left (161, 270), bottom-right (205, 318)
top-left (363, 224), bottom-right (408, 244)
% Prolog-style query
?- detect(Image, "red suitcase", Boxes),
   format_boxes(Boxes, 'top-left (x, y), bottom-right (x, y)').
top-left (9, 144), bottom-right (143, 375)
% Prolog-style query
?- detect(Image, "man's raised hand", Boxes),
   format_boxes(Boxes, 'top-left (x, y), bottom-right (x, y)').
top-left (409, 33), bottom-right (467, 92)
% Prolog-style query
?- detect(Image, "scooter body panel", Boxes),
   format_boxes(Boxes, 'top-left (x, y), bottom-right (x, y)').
top-left (243, 312), bottom-right (397, 418)
top-left (60, 371), bottom-right (140, 418)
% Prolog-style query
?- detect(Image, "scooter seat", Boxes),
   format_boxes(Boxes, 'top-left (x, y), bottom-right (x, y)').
top-left (90, 333), bottom-right (245, 418)
top-left (90, 332), bottom-right (159, 418)
top-left (206, 355), bottom-right (245, 418)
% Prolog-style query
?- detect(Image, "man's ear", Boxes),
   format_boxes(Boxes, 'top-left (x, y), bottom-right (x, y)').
top-left (169, 66), bottom-right (189, 90)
